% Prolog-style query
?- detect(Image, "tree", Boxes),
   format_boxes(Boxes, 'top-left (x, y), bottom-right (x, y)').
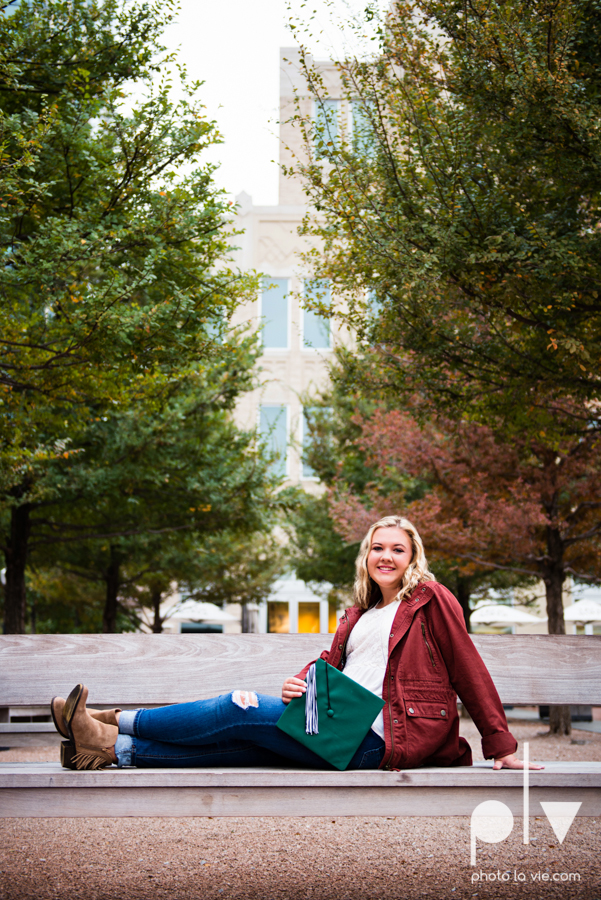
top-left (292, 359), bottom-right (535, 629)
top-left (26, 565), bottom-right (107, 634)
top-left (286, 373), bottom-right (415, 602)
top-left (288, 493), bottom-right (358, 595)
top-left (0, 0), bottom-right (268, 631)
top-left (329, 404), bottom-right (601, 733)
top-left (22, 348), bottom-right (280, 633)
top-left (33, 526), bottom-right (287, 635)
top-left (287, 0), bottom-right (601, 433)
top-left (146, 530), bottom-right (288, 634)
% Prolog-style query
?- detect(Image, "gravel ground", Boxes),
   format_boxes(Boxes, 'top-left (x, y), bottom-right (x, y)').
top-left (0, 719), bottom-right (599, 900)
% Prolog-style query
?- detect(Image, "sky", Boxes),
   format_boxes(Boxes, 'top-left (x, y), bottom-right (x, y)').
top-left (162, 0), bottom-right (384, 206)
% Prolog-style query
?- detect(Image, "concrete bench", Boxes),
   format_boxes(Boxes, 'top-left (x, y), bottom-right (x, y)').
top-left (1, 633), bottom-right (600, 818)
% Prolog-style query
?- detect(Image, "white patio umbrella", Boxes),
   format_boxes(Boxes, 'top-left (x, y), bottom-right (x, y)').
top-left (563, 598), bottom-right (601, 624)
top-left (470, 604), bottom-right (546, 626)
top-left (165, 600), bottom-right (239, 624)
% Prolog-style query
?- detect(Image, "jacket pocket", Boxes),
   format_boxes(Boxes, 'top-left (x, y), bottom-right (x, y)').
top-left (420, 621), bottom-right (436, 668)
top-left (405, 699), bottom-right (448, 720)
top-left (403, 697), bottom-right (453, 766)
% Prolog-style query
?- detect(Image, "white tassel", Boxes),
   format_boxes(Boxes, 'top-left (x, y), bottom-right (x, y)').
top-left (305, 663), bottom-right (319, 734)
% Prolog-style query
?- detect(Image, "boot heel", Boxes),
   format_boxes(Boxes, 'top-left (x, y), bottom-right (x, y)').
top-left (62, 684), bottom-right (84, 741)
top-left (60, 740), bottom-right (76, 769)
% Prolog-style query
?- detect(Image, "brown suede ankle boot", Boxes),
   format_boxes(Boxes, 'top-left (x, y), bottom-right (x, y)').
top-left (51, 696), bottom-right (121, 739)
top-left (66, 684), bottom-right (119, 770)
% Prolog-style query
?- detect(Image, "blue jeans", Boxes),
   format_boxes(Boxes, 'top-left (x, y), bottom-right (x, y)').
top-left (115, 691), bottom-right (385, 770)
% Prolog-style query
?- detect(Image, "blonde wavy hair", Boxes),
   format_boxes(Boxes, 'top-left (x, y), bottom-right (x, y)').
top-left (354, 516), bottom-right (435, 610)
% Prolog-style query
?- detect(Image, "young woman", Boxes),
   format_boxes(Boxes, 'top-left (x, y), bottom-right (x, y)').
top-left (52, 516), bottom-right (542, 772)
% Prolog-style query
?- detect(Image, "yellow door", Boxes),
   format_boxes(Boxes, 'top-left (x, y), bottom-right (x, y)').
top-left (268, 601), bottom-right (290, 634)
top-left (298, 602), bottom-right (320, 634)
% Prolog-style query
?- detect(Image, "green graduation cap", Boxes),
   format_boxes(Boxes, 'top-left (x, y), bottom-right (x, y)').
top-left (277, 657), bottom-right (385, 770)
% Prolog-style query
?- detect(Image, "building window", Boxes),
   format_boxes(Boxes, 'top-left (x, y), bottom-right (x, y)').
top-left (302, 279), bottom-right (331, 350)
top-left (313, 99), bottom-right (340, 158)
top-left (260, 404), bottom-right (289, 477)
top-left (260, 277), bottom-right (289, 349)
top-left (350, 100), bottom-right (375, 153)
top-left (268, 601), bottom-right (290, 633)
top-left (328, 601), bottom-right (339, 633)
top-left (301, 408), bottom-right (317, 479)
top-left (367, 288), bottom-right (383, 319)
top-left (298, 601), bottom-right (321, 634)
top-left (205, 310), bottom-right (226, 342)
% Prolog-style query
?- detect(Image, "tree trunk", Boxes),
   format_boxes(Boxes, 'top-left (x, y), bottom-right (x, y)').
top-left (102, 547), bottom-right (121, 634)
top-left (548, 703), bottom-right (571, 735)
top-left (241, 602), bottom-right (259, 634)
top-left (543, 525), bottom-right (570, 735)
top-left (544, 526), bottom-right (566, 636)
top-left (3, 503), bottom-right (31, 634)
top-left (151, 587), bottom-right (163, 633)
top-left (455, 575), bottom-right (472, 633)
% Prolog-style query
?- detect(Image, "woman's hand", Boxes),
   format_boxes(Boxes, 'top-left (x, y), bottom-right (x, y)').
top-left (282, 677), bottom-right (306, 704)
top-left (493, 753), bottom-right (545, 770)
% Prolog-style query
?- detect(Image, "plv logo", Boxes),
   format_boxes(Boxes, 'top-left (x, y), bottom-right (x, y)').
top-left (470, 743), bottom-right (582, 864)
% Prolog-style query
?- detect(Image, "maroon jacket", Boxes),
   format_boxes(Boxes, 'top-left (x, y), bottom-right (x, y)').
top-left (295, 581), bottom-right (517, 770)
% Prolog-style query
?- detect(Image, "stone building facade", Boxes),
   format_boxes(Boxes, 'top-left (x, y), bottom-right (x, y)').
top-left (225, 48), bottom-right (343, 635)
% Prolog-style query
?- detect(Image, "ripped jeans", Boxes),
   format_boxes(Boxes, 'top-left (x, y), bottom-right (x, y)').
top-left (115, 691), bottom-right (385, 770)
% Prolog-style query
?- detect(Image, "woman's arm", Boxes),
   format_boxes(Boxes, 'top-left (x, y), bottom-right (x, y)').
top-left (427, 584), bottom-right (543, 768)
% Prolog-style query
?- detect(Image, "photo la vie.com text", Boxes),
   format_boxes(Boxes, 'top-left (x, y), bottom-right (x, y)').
top-left (469, 742), bottom-right (586, 880)
top-left (471, 869), bottom-right (581, 884)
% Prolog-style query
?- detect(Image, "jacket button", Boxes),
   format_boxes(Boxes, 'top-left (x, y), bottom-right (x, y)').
top-left (408, 708), bottom-right (414, 714)
top-left (338, 644), bottom-right (343, 649)
top-left (394, 719), bottom-right (398, 724)
top-left (390, 633), bottom-right (394, 638)
top-left (441, 710), bottom-right (446, 716)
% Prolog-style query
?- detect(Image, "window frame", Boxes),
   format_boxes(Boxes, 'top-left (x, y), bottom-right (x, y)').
top-left (349, 99), bottom-right (376, 154)
top-left (300, 406), bottom-right (319, 481)
top-left (312, 98), bottom-right (341, 158)
top-left (301, 279), bottom-right (333, 352)
top-left (258, 276), bottom-right (291, 352)
top-left (258, 403), bottom-right (290, 479)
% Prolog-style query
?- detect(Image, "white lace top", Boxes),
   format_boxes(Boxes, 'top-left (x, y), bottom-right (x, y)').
top-left (342, 600), bottom-right (401, 739)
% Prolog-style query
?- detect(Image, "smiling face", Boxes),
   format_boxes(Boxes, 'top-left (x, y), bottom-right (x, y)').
top-left (367, 526), bottom-right (414, 599)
